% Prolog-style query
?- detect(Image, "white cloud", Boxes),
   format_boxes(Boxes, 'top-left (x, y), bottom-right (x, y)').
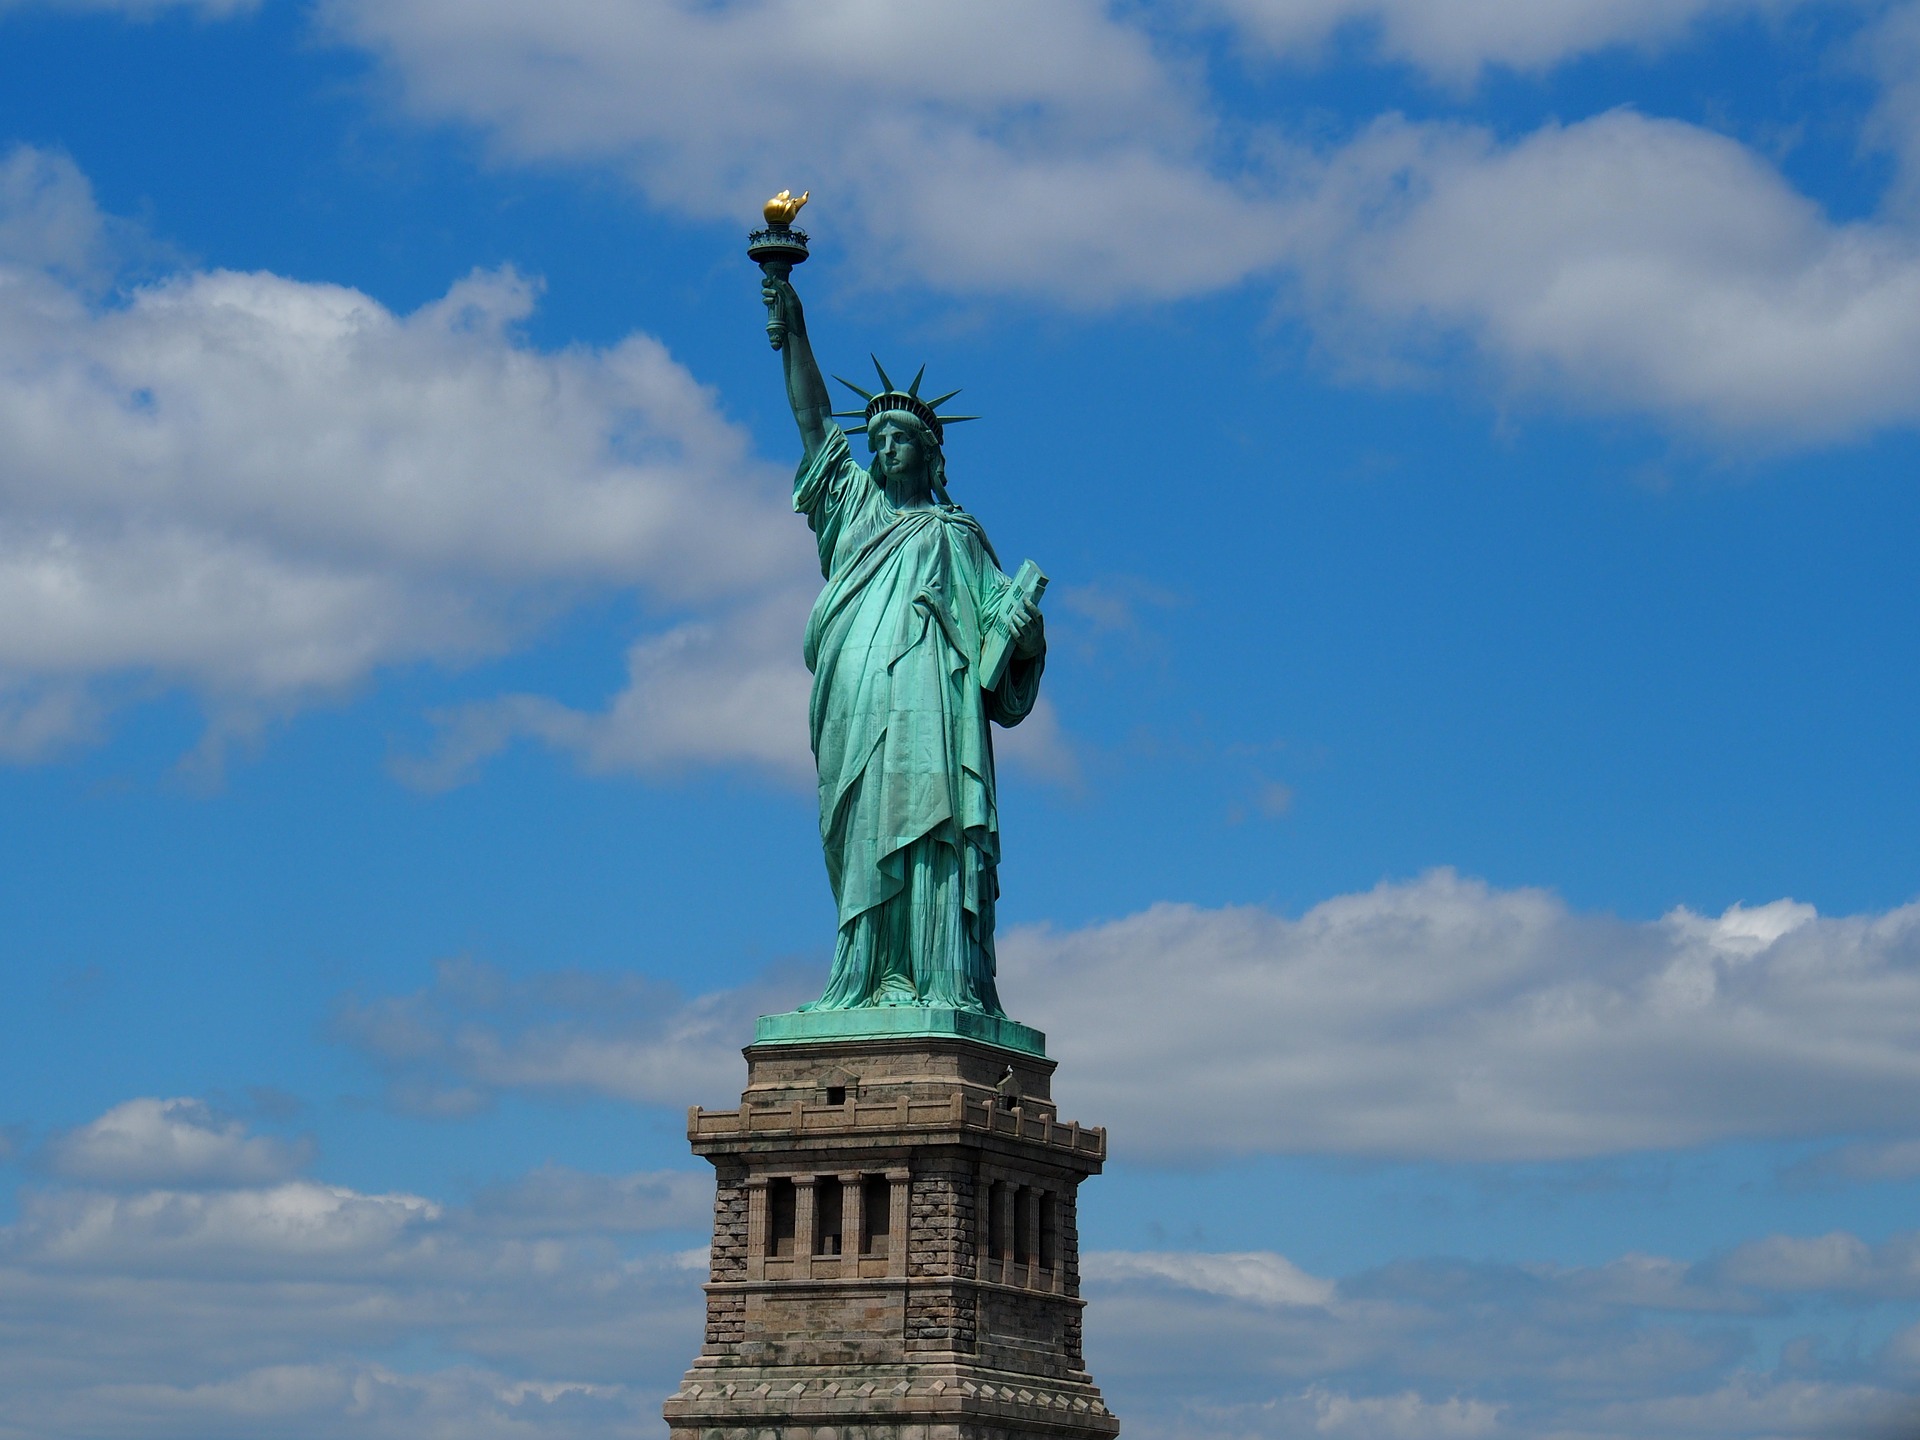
top-left (398, 586), bottom-right (817, 789)
top-left (1005, 868), bottom-right (1920, 1162)
top-left (0, 144), bottom-right (802, 759)
top-left (12, 1102), bottom-right (1920, 1440)
top-left (1716, 1231), bottom-right (1920, 1297)
top-left (1282, 109), bottom-right (1920, 442)
top-left (1080, 1242), bottom-right (1920, 1440)
top-left (317, 0), bottom-right (1286, 305)
top-left (1205, 0), bottom-right (1816, 81)
top-left (331, 955), bottom-right (811, 1115)
top-left (0, 1165), bottom-right (706, 1438)
top-left (45, 1098), bottom-right (310, 1187)
top-left (1088, 1249), bottom-right (1336, 1307)
top-left (313, 2), bottom-right (1920, 447)
top-left (0, 0), bottom-right (254, 15)
top-left (24, 1), bottom-right (1920, 449)
top-left (331, 872), bottom-right (1920, 1166)
top-left (1299, 1385), bottom-right (1504, 1440)
top-left (19, 1181), bottom-right (442, 1274)
top-left (56, 1365), bottom-right (636, 1440)
top-left (0, 145), bottom-right (1080, 777)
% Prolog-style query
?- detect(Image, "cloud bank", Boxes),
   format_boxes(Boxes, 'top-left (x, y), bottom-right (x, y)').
top-left (0, 1117), bottom-right (709, 1439)
top-left (1083, 1240), bottom-right (1920, 1440)
top-left (1015, 870), bottom-right (1920, 1162)
top-left (0, 144), bottom-right (814, 764)
top-left (316, 0), bottom-right (1920, 445)
top-left (332, 870), bottom-right (1920, 1166)
top-left (45, 1098), bottom-right (311, 1187)
top-left (1204, 0), bottom-right (1816, 80)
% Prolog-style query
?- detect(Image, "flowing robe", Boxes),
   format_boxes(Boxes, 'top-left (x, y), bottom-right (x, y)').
top-left (794, 428), bottom-right (1043, 1014)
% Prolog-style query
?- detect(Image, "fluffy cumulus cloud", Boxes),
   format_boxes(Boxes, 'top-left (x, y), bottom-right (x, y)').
top-left (0, 144), bottom-right (813, 764)
top-left (317, 0), bottom-right (1280, 304)
top-left (1203, 0), bottom-right (1814, 80)
top-left (10, 2), bottom-right (1917, 450)
top-left (307, 0), bottom-right (1920, 445)
top-left (1083, 1241), bottom-right (1920, 1440)
top-left (397, 585), bottom-right (817, 790)
top-left (338, 872), bottom-right (1920, 1166)
top-left (44, 1097), bottom-right (310, 1187)
top-left (0, 1100), bottom-right (711, 1439)
top-left (1284, 110), bottom-right (1920, 442)
top-left (1011, 869), bottom-right (1920, 1162)
top-left (0, 144), bottom-right (1085, 777)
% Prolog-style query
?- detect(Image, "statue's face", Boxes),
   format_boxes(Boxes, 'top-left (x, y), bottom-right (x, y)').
top-left (871, 418), bottom-right (932, 498)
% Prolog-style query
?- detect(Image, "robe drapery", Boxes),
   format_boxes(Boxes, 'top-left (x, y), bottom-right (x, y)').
top-left (794, 428), bottom-right (1043, 1015)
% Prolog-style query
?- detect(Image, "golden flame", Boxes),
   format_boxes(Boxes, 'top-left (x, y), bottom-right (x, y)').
top-left (763, 189), bottom-right (810, 226)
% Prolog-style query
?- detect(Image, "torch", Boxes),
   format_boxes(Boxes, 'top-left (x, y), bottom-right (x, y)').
top-left (748, 189), bottom-right (810, 351)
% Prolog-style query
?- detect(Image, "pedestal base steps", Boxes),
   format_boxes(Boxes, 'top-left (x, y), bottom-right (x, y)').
top-left (664, 1029), bottom-right (1120, 1440)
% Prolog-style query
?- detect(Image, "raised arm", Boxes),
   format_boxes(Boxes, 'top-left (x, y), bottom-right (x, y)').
top-left (762, 276), bottom-right (832, 461)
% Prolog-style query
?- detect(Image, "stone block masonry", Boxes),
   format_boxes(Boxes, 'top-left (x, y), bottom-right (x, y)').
top-left (663, 1034), bottom-right (1120, 1440)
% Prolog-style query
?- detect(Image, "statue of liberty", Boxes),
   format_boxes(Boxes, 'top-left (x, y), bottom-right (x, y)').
top-left (757, 222), bottom-right (1046, 1028)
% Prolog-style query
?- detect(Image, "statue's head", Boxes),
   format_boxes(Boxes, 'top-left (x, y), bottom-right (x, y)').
top-left (831, 358), bottom-right (977, 502)
top-left (867, 412), bottom-right (945, 502)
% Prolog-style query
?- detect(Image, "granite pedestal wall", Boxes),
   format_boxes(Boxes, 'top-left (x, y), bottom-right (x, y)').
top-left (663, 1033), bottom-right (1121, 1440)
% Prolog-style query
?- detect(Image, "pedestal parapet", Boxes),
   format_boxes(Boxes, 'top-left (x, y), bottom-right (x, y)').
top-left (664, 1031), bottom-right (1121, 1440)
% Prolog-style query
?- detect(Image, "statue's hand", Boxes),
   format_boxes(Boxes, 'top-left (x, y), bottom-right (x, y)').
top-left (1009, 597), bottom-right (1045, 660)
top-left (761, 275), bottom-right (806, 346)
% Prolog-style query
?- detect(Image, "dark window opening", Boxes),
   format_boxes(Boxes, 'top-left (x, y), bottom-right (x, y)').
top-left (825, 1085), bottom-right (847, 1106)
top-left (986, 1180), bottom-right (1005, 1261)
top-left (768, 1178), bottom-right (796, 1258)
top-left (861, 1175), bottom-right (891, 1255)
top-left (997, 1093), bottom-right (1017, 1112)
top-left (814, 1178), bottom-right (843, 1256)
top-left (1013, 1187), bottom-right (1032, 1265)
top-left (1039, 1191), bottom-right (1057, 1269)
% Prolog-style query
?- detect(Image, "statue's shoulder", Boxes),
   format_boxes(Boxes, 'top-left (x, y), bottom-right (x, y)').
top-left (932, 502), bottom-right (1003, 568)
top-left (934, 501), bottom-right (987, 536)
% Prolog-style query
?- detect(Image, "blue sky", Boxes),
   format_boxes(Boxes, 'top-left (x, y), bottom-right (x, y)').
top-left (5, 1), bottom-right (1920, 1436)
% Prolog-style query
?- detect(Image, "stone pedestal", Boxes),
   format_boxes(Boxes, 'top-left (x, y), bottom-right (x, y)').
top-left (664, 1032), bottom-right (1121, 1440)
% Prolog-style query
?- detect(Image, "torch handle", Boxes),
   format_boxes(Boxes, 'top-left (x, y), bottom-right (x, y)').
top-left (759, 260), bottom-right (793, 351)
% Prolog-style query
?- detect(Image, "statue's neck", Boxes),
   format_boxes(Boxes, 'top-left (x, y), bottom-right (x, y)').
top-left (881, 471), bottom-right (935, 511)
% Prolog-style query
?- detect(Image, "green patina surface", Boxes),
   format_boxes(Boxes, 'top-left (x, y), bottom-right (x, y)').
top-left (754, 1005), bottom-right (1047, 1057)
top-left (755, 248), bottom-right (1052, 1040)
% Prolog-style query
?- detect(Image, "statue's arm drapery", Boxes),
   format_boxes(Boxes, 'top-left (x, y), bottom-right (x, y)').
top-left (793, 426), bottom-right (871, 579)
top-left (987, 646), bottom-right (1043, 727)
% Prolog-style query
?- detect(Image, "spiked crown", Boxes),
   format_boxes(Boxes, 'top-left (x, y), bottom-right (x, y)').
top-left (831, 357), bottom-right (978, 447)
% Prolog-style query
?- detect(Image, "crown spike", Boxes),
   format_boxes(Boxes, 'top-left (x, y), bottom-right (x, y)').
top-left (924, 388), bottom-right (963, 409)
top-left (907, 364), bottom-right (927, 398)
top-left (871, 355), bottom-right (895, 393)
top-left (938, 415), bottom-right (980, 426)
top-left (832, 375), bottom-right (874, 402)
